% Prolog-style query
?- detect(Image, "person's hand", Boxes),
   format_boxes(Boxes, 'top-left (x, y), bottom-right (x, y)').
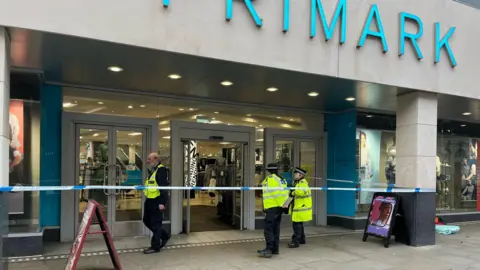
top-left (159, 204), bottom-right (165, 211)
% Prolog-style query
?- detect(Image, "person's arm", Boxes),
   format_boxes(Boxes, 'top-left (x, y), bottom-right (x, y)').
top-left (10, 150), bottom-right (22, 168)
top-left (467, 164), bottom-right (476, 181)
top-left (155, 167), bottom-right (169, 207)
top-left (292, 181), bottom-right (307, 197)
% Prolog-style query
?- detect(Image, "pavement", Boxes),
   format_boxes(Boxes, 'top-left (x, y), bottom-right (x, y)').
top-left (8, 223), bottom-right (480, 270)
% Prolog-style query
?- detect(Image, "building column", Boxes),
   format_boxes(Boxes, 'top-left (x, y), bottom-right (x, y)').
top-left (0, 27), bottom-right (10, 270)
top-left (39, 85), bottom-right (62, 227)
top-left (396, 91), bottom-right (437, 246)
top-left (325, 111), bottom-right (357, 226)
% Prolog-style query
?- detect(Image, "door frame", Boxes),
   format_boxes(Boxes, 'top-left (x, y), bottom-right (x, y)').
top-left (60, 112), bottom-right (158, 242)
top-left (263, 128), bottom-right (326, 227)
top-left (170, 120), bottom-right (256, 235)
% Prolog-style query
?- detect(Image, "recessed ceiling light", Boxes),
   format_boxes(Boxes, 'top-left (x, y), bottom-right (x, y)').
top-left (463, 112), bottom-right (472, 116)
top-left (214, 111), bottom-right (219, 114)
top-left (93, 133), bottom-right (99, 137)
top-left (246, 114), bottom-right (252, 117)
top-left (277, 117), bottom-right (281, 119)
top-left (366, 115), bottom-right (373, 118)
top-left (156, 115), bottom-right (161, 118)
top-left (140, 105), bottom-right (146, 108)
top-left (128, 105), bottom-right (133, 109)
top-left (266, 87), bottom-right (278, 92)
top-left (461, 124), bottom-right (467, 127)
top-left (189, 108), bottom-right (194, 111)
top-left (227, 123), bottom-right (232, 125)
top-left (308, 92), bottom-right (319, 97)
top-left (98, 101), bottom-right (104, 105)
top-left (107, 66), bottom-right (123, 72)
top-left (79, 136), bottom-right (83, 139)
top-left (168, 74), bottom-right (182, 80)
top-left (221, 81), bottom-right (233, 86)
top-left (345, 97), bottom-right (356, 101)
top-left (128, 132), bottom-right (142, 136)
top-left (162, 136), bottom-right (171, 139)
top-left (259, 124), bottom-right (263, 127)
top-left (289, 118), bottom-right (294, 121)
top-left (212, 117), bottom-right (216, 120)
top-left (112, 110), bottom-right (115, 113)
top-left (160, 127), bottom-right (171, 131)
top-left (179, 108), bottom-right (185, 111)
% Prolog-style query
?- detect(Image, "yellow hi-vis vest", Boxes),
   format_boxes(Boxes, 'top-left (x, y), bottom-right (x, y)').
top-left (144, 164), bottom-right (164, 199)
top-left (262, 174), bottom-right (288, 210)
top-left (289, 178), bottom-right (313, 222)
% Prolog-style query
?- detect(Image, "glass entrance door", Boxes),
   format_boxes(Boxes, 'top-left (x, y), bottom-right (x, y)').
top-left (181, 140), bottom-right (247, 233)
top-left (264, 128), bottom-right (324, 225)
top-left (76, 125), bottom-right (146, 237)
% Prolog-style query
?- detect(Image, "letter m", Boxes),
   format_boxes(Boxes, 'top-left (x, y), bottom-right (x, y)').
top-left (310, 0), bottom-right (347, 44)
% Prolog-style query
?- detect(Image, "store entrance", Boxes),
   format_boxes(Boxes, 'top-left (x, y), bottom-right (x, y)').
top-left (182, 141), bottom-right (245, 233)
top-left (169, 120), bottom-right (255, 235)
top-left (60, 113), bottom-right (159, 242)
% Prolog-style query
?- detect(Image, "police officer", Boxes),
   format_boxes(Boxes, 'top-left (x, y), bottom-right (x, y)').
top-left (257, 163), bottom-right (289, 258)
top-left (143, 153), bottom-right (171, 254)
top-left (288, 167), bottom-right (312, 248)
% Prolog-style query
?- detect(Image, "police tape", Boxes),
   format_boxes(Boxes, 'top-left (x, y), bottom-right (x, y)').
top-left (0, 185), bottom-right (435, 193)
top-left (326, 178), bottom-right (397, 188)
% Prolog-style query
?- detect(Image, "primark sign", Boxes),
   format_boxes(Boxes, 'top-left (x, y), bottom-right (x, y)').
top-left (162, 0), bottom-right (457, 67)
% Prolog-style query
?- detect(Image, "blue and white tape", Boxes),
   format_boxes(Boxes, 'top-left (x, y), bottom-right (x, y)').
top-left (0, 185), bottom-right (435, 193)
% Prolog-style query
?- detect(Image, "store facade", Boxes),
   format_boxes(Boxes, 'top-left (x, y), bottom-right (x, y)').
top-left (0, 0), bottom-right (479, 259)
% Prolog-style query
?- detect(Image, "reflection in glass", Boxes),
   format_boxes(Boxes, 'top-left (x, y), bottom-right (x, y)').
top-left (115, 130), bottom-right (143, 222)
top-left (300, 141), bottom-right (316, 188)
top-left (276, 140), bottom-right (294, 186)
top-left (78, 128), bottom-right (109, 224)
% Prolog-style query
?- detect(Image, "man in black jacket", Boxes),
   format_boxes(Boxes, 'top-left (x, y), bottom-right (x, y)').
top-left (143, 152), bottom-right (170, 254)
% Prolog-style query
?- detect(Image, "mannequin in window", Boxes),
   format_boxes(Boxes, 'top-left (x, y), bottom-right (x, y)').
top-left (385, 137), bottom-right (396, 185)
top-left (461, 157), bottom-right (476, 200)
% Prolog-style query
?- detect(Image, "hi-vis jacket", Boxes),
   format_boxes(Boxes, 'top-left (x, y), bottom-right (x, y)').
top-left (144, 164), bottom-right (164, 199)
top-left (262, 174), bottom-right (288, 210)
top-left (289, 178), bottom-right (312, 222)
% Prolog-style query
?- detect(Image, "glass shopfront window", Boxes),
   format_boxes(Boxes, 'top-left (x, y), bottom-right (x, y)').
top-left (62, 88), bottom-right (323, 219)
top-left (8, 73), bottom-right (41, 233)
top-left (357, 113), bottom-right (480, 214)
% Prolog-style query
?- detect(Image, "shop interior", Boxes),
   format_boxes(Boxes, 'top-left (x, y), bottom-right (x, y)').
top-left (183, 141), bottom-right (244, 232)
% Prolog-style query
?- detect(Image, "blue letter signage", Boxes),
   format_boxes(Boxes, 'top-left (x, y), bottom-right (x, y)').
top-left (226, 0), bottom-right (263, 27)
top-left (310, 0), bottom-right (347, 44)
top-left (357, 4), bottom-right (388, 53)
top-left (399, 12), bottom-right (424, 60)
top-left (162, 0), bottom-right (457, 67)
top-left (435, 22), bottom-right (457, 67)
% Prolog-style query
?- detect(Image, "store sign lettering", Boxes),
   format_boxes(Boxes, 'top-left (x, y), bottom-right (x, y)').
top-left (162, 0), bottom-right (457, 67)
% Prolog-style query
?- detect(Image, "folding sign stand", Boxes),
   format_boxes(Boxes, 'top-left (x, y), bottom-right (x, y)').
top-left (362, 192), bottom-right (400, 248)
top-left (65, 200), bottom-right (122, 270)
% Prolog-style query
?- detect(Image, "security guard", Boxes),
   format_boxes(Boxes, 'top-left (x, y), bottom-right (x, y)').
top-left (257, 163), bottom-right (289, 258)
top-left (287, 167), bottom-right (312, 248)
top-left (143, 153), bottom-right (171, 254)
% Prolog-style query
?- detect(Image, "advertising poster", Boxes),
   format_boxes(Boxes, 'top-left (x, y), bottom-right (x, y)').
top-left (8, 100), bottom-right (25, 214)
top-left (366, 195), bottom-right (397, 238)
top-left (357, 129), bottom-right (381, 204)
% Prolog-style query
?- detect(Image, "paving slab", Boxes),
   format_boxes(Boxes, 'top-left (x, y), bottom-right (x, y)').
top-left (8, 223), bottom-right (480, 270)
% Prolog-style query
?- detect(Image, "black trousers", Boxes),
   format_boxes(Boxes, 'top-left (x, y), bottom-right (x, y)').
top-left (264, 207), bottom-right (283, 251)
top-left (143, 199), bottom-right (168, 250)
top-left (292, 222), bottom-right (305, 244)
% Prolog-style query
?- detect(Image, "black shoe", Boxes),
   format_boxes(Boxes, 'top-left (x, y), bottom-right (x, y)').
top-left (288, 242), bottom-right (300, 248)
top-left (143, 247), bottom-right (160, 254)
top-left (272, 250), bottom-right (279, 255)
top-left (257, 249), bottom-right (273, 258)
top-left (160, 234), bottom-right (171, 248)
top-left (299, 239), bottom-right (306, 245)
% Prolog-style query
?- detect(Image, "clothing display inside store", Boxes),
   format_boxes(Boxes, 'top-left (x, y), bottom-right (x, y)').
top-left (184, 141), bottom-right (243, 232)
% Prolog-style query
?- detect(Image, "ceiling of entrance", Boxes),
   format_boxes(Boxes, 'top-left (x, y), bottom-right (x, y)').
top-left (9, 28), bottom-right (401, 113)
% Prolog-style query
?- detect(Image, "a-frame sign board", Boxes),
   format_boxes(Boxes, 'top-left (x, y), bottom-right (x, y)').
top-left (65, 200), bottom-right (122, 270)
